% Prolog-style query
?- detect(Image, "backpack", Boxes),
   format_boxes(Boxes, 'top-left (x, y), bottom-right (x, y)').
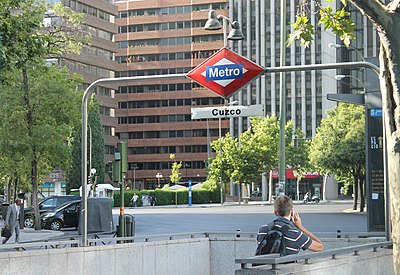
top-left (255, 222), bottom-right (289, 256)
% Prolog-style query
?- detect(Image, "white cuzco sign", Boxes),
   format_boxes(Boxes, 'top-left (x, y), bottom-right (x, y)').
top-left (191, 104), bottom-right (264, 119)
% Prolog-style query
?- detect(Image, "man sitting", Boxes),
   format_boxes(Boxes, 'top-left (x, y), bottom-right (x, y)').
top-left (257, 195), bottom-right (324, 255)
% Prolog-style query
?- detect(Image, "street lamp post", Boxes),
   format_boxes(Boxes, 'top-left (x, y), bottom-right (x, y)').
top-left (328, 43), bottom-right (365, 61)
top-left (156, 172), bottom-right (163, 188)
top-left (335, 74), bottom-right (366, 93)
top-left (278, 0), bottom-right (287, 196)
top-left (204, 10), bottom-right (244, 48)
top-left (205, 11), bottom-right (243, 205)
top-left (132, 164), bottom-right (138, 190)
top-left (184, 162), bottom-right (190, 182)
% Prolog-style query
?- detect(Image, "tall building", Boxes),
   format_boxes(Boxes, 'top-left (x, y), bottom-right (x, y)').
top-left (39, 0), bottom-right (119, 195)
top-left (114, 0), bottom-right (229, 189)
top-left (227, 0), bottom-right (379, 198)
top-left (54, 0), bottom-right (120, 163)
top-left (110, 0), bottom-right (378, 197)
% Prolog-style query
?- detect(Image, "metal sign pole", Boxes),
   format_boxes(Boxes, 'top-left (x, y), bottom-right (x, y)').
top-left (81, 74), bottom-right (186, 246)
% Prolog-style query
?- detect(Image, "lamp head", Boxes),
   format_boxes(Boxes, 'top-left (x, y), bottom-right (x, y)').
top-left (227, 21), bottom-right (244, 40)
top-left (328, 43), bottom-right (341, 49)
top-left (335, 75), bottom-right (346, 80)
top-left (204, 10), bottom-right (222, 30)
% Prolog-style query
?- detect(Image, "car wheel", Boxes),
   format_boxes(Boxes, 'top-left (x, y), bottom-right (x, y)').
top-left (50, 220), bottom-right (62, 231)
top-left (24, 217), bottom-right (34, 228)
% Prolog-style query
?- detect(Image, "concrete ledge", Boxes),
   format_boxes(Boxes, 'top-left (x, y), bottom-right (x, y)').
top-left (235, 248), bottom-right (393, 275)
top-left (0, 234), bottom-right (393, 275)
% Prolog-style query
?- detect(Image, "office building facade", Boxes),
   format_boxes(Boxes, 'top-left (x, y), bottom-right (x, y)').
top-left (112, 0), bottom-right (378, 195)
top-left (53, 0), bottom-right (120, 164)
top-left (114, 0), bottom-right (229, 189)
top-left (228, 0), bottom-right (379, 199)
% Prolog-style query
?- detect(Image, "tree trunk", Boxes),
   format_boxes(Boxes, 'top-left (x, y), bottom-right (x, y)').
top-left (22, 67), bottom-right (40, 230)
top-left (338, 2), bottom-right (400, 272)
top-left (379, 38), bottom-right (400, 275)
top-left (353, 180), bottom-right (358, 211)
top-left (359, 172), bottom-right (365, 213)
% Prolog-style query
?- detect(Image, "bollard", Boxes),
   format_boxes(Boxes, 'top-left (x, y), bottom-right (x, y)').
top-left (337, 229), bottom-right (341, 238)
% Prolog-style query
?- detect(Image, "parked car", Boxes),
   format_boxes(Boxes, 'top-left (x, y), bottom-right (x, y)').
top-left (41, 200), bottom-right (80, 231)
top-left (249, 191), bottom-right (262, 201)
top-left (24, 195), bottom-right (81, 228)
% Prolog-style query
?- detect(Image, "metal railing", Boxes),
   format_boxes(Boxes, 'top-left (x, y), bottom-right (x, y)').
top-left (0, 240), bottom-right (79, 251)
top-left (87, 231), bottom-right (258, 246)
top-left (235, 241), bottom-right (393, 271)
top-left (0, 231), bottom-right (388, 252)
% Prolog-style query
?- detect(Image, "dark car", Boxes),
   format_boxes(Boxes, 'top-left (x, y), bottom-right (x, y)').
top-left (24, 195), bottom-right (81, 228)
top-left (41, 200), bottom-right (80, 231)
top-left (249, 191), bottom-right (262, 201)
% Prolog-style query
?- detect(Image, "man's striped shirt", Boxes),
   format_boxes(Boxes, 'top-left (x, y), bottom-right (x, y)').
top-left (257, 216), bottom-right (312, 255)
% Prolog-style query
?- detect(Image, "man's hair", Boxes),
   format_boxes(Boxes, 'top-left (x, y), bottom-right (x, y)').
top-left (274, 195), bottom-right (293, 217)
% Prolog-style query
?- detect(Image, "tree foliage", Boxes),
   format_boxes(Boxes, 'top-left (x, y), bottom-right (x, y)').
top-left (288, 1), bottom-right (400, 270)
top-left (207, 116), bottom-right (308, 195)
top-left (169, 154), bottom-right (182, 184)
top-left (67, 95), bottom-right (104, 192)
top-left (0, 0), bottom-right (87, 229)
top-left (309, 103), bottom-right (365, 211)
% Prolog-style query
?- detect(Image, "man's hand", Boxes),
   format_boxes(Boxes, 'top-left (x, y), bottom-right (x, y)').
top-left (291, 210), bottom-right (303, 228)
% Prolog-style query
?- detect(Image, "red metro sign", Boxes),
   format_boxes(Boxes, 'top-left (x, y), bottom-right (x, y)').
top-left (186, 48), bottom-right (265, 98)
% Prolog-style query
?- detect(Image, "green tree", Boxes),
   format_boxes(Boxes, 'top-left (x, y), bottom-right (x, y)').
top-left (0, 0), bottom-right (87, 229)
top-left (0, 64), bottom-right (81, 222)
top-left (208, 133), bottom-right (239, 193)
top-left (207, 116), bottom-right (308, 197)
top-left (169, 153), bottom-right (182, 184)
top-left (309, 103), bottom-right (365, 211)
top-left (290, 1), bottom-right (400, 269)
top-left (169, 154), bottom-right (182, 205)
top-left (67, 95), bottom-right (105, 192)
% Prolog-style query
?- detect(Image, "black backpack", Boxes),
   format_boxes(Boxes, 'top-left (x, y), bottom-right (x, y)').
top-left (255, 223), bottom-right (289, 256)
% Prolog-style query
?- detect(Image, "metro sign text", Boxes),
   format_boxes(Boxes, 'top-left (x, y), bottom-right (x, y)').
top-left (206, 64), bottom-right (243, 81)
top-left (186, 48), bottom-right (264, 98)
top-left (191, 104), bottom-right (264, 119)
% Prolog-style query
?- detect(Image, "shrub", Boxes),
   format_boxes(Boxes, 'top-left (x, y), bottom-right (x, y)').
top-left (113, 188), bottom-right (221, 207)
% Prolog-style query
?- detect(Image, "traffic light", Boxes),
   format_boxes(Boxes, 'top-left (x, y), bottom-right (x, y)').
top-left (107, 161), bottom-right (113, 180)
top-left (112, 160), bottom-right (121, 183)
top-left (117, 142), bottom-right (128, 173)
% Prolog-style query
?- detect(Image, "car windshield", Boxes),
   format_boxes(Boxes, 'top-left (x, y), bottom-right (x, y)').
top-left (52, 200), bottom-right (80, 212)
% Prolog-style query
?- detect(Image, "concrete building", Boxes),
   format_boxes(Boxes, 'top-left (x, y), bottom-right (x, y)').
top-left (114, 0), bottom-right (229, 189)
top-left (53, 0), bottom-right (120, 163)
top-left (111, 0), bottom-right (379, 197)
top-left (227, 0), bottom-right (379, 199)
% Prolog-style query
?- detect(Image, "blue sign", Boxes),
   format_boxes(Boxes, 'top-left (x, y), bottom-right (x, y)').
top-left (206, 64), bottom-right (243, 81)
top-left (370, 108), bottom-right (382, 117)
top-left (188, 180), bottom-right (192, 207)
top-left (40, 182), bottom-right (55, 188)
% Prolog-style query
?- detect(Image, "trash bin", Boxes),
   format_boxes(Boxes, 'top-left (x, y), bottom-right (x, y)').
top-left (2, 203), bottom-right (9, 221)
top-left (124, 214), bottom-right (135, 237)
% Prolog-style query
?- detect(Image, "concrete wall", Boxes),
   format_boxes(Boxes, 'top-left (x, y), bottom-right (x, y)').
top-left (235, 248), bottom-right (393, 275)
top-left (0, 237), bottom-right (391, 275)
top-left (0, 238), bottom-right (211, 275)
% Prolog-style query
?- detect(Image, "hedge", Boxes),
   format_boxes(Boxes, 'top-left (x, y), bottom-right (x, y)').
top-left (113, 188), bottom-right (220, 207)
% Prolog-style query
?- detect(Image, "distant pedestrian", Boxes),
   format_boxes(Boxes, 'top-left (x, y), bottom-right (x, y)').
top-left (340, 187), bottom-right (344, 200)
top-left (131, 193), bottom-right (138, 208)
top-left (150, 194), bottom-right (157, 206)
top-left (2, 199), bottom-right (22, 244)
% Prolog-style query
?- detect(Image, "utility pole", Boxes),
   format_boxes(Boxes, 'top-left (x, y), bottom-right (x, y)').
top-left (117, 142), bottom-right (128, 238)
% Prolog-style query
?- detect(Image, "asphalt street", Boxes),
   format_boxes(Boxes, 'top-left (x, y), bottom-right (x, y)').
top-left (0, 200), bottom-right (374, 244)
top-left (111, 200), bottom-right (369, 238)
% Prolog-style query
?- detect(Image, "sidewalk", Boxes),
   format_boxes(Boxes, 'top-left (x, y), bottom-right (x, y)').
top-left (0, 219), bottom-right (64, 244)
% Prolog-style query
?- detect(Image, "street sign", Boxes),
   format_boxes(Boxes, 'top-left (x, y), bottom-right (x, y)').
top-left (191, 104), bottom-right (264, 119)
top-left (186, 48), bottom-right (264, 98)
